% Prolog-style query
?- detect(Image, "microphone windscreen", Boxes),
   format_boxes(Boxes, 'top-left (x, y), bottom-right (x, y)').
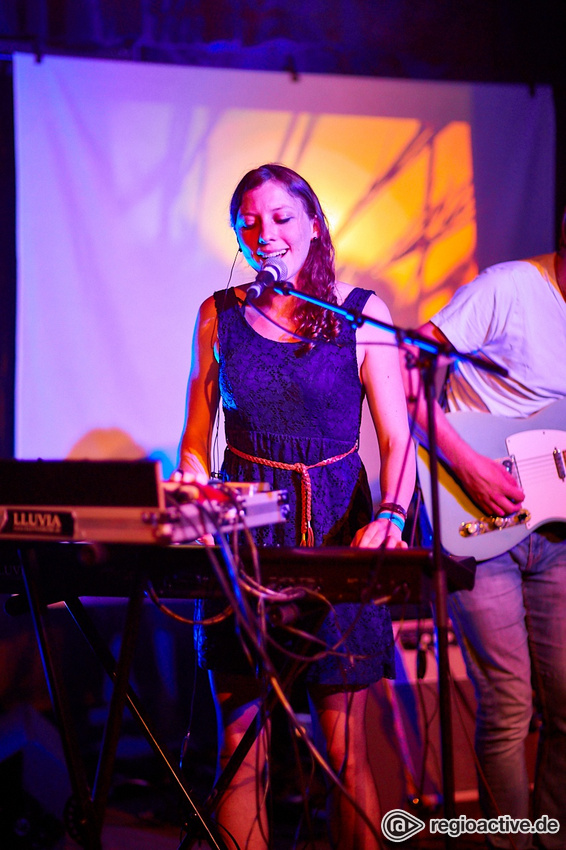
top-left (261, 256), bottom-right (288, 281)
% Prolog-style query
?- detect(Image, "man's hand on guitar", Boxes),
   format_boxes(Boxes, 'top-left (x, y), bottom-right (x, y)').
top-left (455, 448), bottom-right (525, 517)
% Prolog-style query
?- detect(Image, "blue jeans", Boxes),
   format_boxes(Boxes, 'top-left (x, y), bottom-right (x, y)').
top-left (447, 530), bottom-right (566, 849)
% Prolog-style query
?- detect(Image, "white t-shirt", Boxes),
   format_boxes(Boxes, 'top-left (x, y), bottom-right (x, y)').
top-left (431, 254), bottom-right (566, 417)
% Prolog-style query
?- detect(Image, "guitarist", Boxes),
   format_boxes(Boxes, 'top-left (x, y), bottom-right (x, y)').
top-left (403, 206), bottom-right (566, 849)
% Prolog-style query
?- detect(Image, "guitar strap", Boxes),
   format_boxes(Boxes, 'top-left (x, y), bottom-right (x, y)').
top-left (437, 359), bottom-right (451, 411)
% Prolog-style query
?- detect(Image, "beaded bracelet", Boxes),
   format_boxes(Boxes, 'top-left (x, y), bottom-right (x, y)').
top-left (376, 510), bottom-right (405, 532)
top-left (378, 501), bottom-right (407, 519)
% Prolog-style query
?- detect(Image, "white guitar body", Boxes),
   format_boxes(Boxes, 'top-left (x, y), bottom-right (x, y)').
top-left (416, 400), bottom-right (566, 561)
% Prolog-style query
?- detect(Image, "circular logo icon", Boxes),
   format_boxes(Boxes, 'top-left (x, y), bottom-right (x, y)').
top-left (381, 809), bottom-right (426, 842)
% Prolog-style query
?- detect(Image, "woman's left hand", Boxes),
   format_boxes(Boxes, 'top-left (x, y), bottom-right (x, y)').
top-left (351, 517), bottom-right (408, 549)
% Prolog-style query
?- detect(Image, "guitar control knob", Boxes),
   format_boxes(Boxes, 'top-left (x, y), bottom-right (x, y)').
top-left (461, 521), bottom-right (481, 537)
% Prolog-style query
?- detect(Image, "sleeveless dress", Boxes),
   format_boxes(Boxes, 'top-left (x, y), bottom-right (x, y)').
top-left (194, 286), bottom-right (395, 686)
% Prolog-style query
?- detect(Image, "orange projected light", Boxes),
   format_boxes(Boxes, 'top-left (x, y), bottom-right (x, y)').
top-left (305, 117), bottom-right (477, 328)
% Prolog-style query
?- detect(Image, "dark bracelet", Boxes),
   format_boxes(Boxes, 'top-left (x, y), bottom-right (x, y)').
top-left (378, 501), bottom-right (407, 519)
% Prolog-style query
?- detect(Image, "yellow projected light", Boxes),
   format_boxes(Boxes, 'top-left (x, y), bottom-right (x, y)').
top-left (184, 109), bottom-right (477, 327)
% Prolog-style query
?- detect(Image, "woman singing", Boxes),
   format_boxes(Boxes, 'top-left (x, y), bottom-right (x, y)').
top-left (178, 163), bottom-right (415, 849)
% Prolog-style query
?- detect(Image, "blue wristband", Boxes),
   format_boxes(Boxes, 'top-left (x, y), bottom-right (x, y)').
top-left (376, 510), bottom-right (405, 532)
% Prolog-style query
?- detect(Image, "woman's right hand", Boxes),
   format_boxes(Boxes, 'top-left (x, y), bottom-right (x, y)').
top-left (168, 469), bottom-right (216, 546)
top-left (351, 518), bottom-right (408, 549)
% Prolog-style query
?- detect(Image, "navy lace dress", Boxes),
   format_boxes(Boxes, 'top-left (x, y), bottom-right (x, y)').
top-left (194, 286), bottom-right (395, 686)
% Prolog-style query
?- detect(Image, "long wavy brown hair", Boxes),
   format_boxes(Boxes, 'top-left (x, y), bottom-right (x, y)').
top-left (230, 163), bottom-right (341, 343)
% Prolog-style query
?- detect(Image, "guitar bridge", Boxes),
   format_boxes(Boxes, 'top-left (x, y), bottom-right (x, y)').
top-left (460, 509), bottom-right (531, 538)
top-left (554, 448), bottom-right (566, 481)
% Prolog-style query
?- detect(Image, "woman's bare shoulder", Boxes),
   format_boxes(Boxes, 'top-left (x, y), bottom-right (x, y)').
top-left (198, 285), bottom-right (246, 319)
top-left (335, 281), bottom-right (389, 317)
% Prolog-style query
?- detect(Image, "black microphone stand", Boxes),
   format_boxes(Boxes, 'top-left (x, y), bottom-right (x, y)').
top-left (270, 279), bottom-right (507, 836)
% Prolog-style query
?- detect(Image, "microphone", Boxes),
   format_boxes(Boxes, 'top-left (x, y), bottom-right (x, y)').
top-left (245, 256), bottom-right (288, 302)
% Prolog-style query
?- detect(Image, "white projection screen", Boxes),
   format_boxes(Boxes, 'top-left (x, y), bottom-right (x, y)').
top-left (13, 53), bottom-right (555, 497)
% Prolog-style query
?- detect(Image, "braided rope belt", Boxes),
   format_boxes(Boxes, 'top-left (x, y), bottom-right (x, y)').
top-left (227, 441), bottom-right (358, 546)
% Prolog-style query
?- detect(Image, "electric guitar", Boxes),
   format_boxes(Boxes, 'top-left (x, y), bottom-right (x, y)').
top-left (416, 399), bottom-right (566, 561)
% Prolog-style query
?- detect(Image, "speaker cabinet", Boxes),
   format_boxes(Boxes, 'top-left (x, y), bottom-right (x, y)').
top-left (367, 618), bottom-right (479, 816)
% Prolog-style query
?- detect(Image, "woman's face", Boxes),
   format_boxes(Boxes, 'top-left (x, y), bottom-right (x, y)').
top-left (234, 180), bottom-right (319, 286)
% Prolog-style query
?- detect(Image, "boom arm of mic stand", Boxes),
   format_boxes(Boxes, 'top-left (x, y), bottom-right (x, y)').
top-left (273, 280), bottom-right (508, 376)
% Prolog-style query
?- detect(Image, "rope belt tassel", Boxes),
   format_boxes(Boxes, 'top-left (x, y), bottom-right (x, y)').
top-left (226, 442), bottom-right (358, 546)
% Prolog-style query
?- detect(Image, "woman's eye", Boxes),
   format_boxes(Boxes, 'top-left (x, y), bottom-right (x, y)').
top-left (275, 217), bottom-right (291, 224)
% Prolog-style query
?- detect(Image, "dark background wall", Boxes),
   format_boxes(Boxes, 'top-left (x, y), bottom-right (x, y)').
top-left (1, 0), bottom-right (566, 458)
top-left (1, 0), bottom-right (564, 86)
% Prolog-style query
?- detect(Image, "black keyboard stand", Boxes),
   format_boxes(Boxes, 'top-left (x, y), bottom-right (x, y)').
top-left (10, 544), bottom-right (230, 850)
